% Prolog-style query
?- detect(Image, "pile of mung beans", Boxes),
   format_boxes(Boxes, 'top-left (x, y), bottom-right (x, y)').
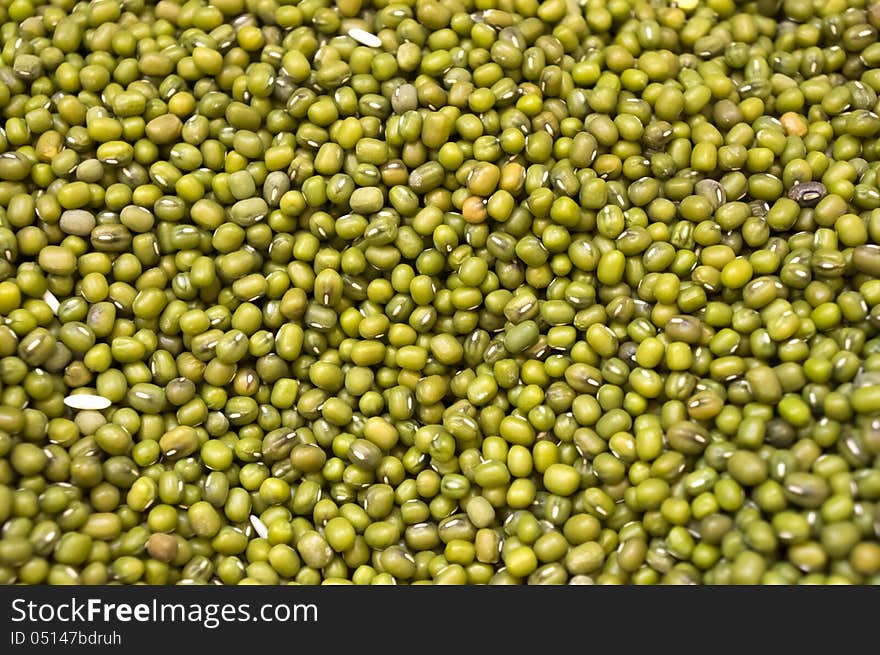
top-left (0, 0), bottom-right (879, 585)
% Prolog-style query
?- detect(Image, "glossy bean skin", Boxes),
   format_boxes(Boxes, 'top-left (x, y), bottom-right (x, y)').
top-left (2, 0), bottom-right (880, 589)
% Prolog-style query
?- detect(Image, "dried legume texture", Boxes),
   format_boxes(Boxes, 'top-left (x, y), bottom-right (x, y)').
top-left (0, 0), bottom-right (880, 586)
